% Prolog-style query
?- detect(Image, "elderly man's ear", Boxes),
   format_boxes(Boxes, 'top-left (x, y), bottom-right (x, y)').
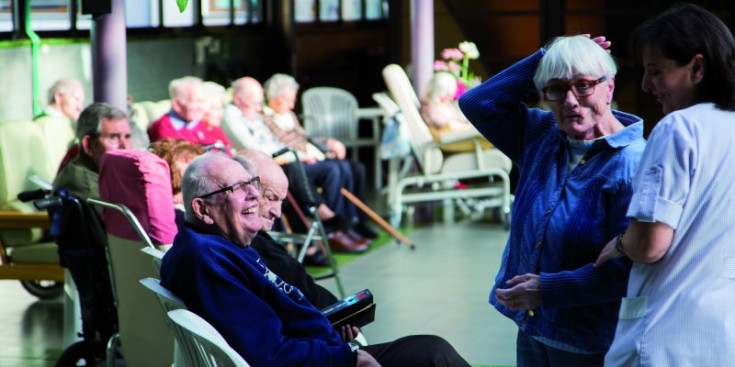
top-left (191, 198), bottom-right (215, 225)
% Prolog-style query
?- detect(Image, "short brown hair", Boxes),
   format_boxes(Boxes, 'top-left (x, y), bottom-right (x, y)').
top-left (148, 139), bottom-right (204, 195)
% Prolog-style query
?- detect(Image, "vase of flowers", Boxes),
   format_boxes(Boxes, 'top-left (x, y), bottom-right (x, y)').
top-left (433, 41), bottom-right (482, 99)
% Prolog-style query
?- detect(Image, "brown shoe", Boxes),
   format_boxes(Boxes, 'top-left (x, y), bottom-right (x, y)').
top-left (345, 229), bottom-right (371, 247)
top-left (327, 230), bottom-right (369, 253)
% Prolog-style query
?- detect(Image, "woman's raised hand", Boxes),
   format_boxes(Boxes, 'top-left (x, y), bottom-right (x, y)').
top-left (583, 34), bottom-right (612, 53)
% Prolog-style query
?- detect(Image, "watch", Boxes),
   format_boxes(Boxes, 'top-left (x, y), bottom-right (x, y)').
top-left (348, 340), bottom-right (360, 353)
top-left (348, 340), bottom-right (360, 364)
top-left (615, 234), bottom-right (628, 257)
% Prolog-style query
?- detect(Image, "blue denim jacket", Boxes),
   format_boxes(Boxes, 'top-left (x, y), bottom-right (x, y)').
top-left (459, 50), bottom-right (646, 354)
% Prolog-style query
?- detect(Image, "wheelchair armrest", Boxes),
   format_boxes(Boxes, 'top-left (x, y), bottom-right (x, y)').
top-left (0, 210), bottom-right (50, 230)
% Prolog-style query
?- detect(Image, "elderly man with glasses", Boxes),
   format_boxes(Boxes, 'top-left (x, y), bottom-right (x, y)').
top-left (459, 35), bottom-right (646, 366)
top-left (160, 152), bottom-right (471, 367)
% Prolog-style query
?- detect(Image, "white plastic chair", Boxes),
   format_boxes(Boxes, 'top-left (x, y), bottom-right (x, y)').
top-left (140, 277), bottom-right (193, 367)
top-left (381, 64), bottom-right (513, 227)
top-left (301, 86), bottom-right (383, 188)
top-left (140, 246), bottom-right (165, 272)
top-left (167, 309), bottom-right (251, 367)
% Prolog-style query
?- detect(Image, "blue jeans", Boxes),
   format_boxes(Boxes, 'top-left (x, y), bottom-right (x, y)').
top-left (516, 329), bottom-right (604, 367)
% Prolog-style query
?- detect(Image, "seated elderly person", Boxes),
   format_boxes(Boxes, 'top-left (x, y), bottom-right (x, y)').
top-left (54, 103), bottom-right (132, 200)
top-left (420, 72), bottom-right (493, 153)
top-left (262, 73), bottom-right (377, 240)
top-left (148, 76), bottom-right (231, 152)
top-left (235, 149), bottom-right (337, 307)
top-left (223, 76), bottom-right (373, 254)
top-left (160, 152), bottom-right (471, 367)
top-left (37, 78), bottom-right (85, 122)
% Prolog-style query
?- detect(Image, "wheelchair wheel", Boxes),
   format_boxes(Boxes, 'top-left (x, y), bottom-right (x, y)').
top-left (20, 280), bottom-right (64, 300)
top-left (54, 340), bottom-right (104, 367)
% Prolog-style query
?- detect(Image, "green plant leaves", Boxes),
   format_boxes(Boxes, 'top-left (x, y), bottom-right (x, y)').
top-left (176, 0), bottom-right (188, 13)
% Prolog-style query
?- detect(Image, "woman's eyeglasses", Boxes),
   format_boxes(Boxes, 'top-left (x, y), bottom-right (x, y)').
top-left (542, 77), bottom-right (606, 101)
top-left (198, 176), bottom-right (261, 199)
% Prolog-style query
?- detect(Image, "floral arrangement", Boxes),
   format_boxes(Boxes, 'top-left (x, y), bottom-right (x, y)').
top-left (433, 41), bottom-right (482, 99)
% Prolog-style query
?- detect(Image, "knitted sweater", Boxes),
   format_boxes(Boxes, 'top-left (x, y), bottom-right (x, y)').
top-left (160, 224), bottom-right (353, 367)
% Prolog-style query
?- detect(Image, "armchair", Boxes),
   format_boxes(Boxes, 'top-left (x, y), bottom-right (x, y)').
top-left (0, 120), bottom-right (64, 298)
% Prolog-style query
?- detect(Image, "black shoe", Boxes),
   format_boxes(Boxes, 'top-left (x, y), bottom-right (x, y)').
top-left (303, 250), bottom-right (331, 267)
top-left (353, 222), bottom-right (379, 240)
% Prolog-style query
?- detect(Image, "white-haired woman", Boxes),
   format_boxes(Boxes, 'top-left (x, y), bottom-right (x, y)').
top-left (420, 71), bottom-right (493, 153)
top-left (459, 35), bottom-right (646, 366)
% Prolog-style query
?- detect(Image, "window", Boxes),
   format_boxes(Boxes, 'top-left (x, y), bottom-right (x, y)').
top-left (295, 0), bottom-right (388, 23)
top-left (125, 0), bottom-right (160, 28)
top-left (0, 0), bottom-right (11, 32)
top-left (341, 0), bottom-right (360, 21)
top-left (0, 0), bottom-right (262, 34)
top-left (294, 0), bottom-right (315, 22)
top-left (31, 0), bottom-right (70, 31)
top-left (202, 0), bottom-right (249, 26)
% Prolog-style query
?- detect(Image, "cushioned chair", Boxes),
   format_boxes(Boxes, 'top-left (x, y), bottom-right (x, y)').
top-left (167, 309), bottom-right (251, 367)
top-left (33, 115), bottom-right (77, 175)
top-left (381, 64), bottom-right (513, 227)
top-left (144, 99), bottom-right (172, 124)
top-left (88, 150), bottom-right (177, 367)
top-left (129, 102), bottom-right (151, 134)
top-left (0, 120), bottom-right (64, 297)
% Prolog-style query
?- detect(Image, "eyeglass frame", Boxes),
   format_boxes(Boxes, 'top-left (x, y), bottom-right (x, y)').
top-left (541, 77), bottom-right (607, 101)
top-left (197, 176), bottom-right (261, 199)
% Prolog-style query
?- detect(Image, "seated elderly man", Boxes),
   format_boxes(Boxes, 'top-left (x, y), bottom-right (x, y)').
top-left (53, 103), bottom-right (131, 200)
top-left (223, 76), bottom-right (371, 254)
top-left (148, 76), bottom-right (231, 152)
top-left (235, 149), bottom-right (338, 307)
top-left (36, 78), bottom-right (85, 122)
top-left (262, 73), bottom-right (377, 240)
top-left (161, 152), bottom-right (470, 367)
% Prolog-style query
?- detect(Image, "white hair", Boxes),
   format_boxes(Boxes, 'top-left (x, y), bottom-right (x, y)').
top-left (182, 152), bottom-right (227, 223)
top-left (423, 72), bottom-right (458, 104)
top-left (48, 78), bottom-right (83, 104)
top-left (533, 35), bottom-right (617, 90)
top-left (203, 81), bottom-right (227, 107)
top-left (169, 76), bottom-right (204, 102)
top-left (263, 73), bottom-right (299, 102)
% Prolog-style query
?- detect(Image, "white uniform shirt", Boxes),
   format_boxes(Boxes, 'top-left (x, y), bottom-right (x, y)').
top-left (605, 103), bottom-right (735, 366)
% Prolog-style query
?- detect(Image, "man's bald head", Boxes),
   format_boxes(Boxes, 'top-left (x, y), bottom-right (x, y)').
top-left (231, 77), bottom-right (264, 120)
top-left (236, 150), bottom-right (288, 231)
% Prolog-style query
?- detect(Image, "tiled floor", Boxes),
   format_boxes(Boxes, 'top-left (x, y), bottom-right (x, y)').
top-left (0, 219), bottom-right (517, 367)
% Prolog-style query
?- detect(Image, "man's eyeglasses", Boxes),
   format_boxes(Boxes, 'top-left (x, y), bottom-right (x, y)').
top-left (542, 77), bottom-right (606, 101)
top-left (198, 176), bottom-right (261, 199)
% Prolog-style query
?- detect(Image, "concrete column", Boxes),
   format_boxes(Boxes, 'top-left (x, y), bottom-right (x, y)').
top-left (91, 0), bottom-right (128, 112)
top-left (411, 0), bottom-right (433, 99)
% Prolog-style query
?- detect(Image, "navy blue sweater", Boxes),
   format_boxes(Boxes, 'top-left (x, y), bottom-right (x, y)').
top-left (161, 224), bottom-right (353, 367)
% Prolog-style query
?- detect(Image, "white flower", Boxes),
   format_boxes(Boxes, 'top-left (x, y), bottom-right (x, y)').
top-left (459, 41), bottom-right (479, 59)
